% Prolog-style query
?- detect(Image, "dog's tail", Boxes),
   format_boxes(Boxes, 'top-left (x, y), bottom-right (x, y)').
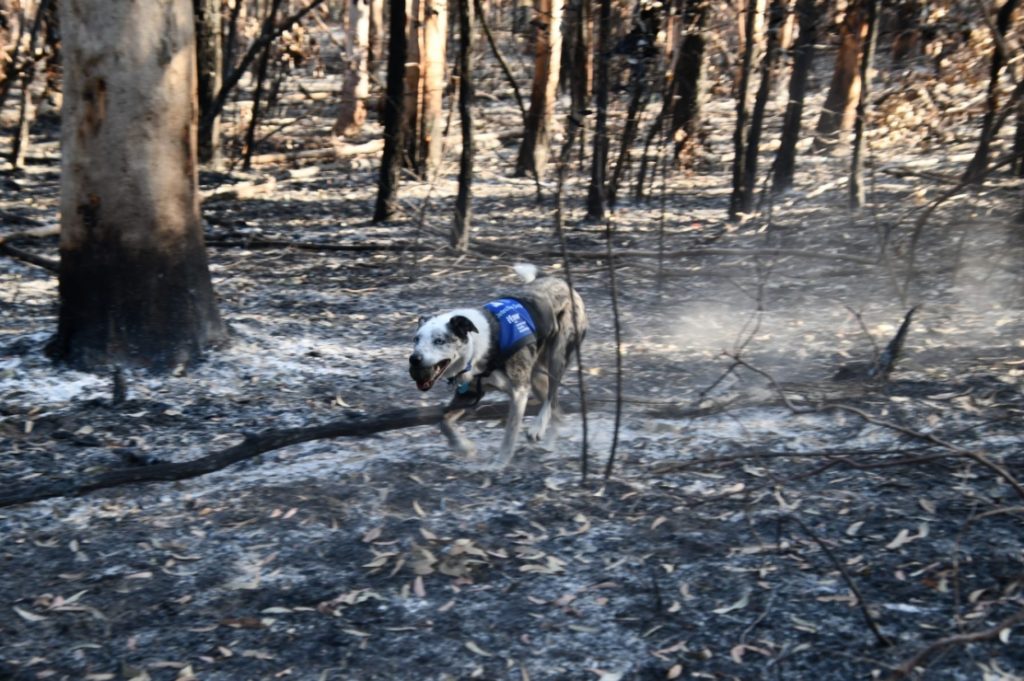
top-left (513, 263), bottom-right (539, 283)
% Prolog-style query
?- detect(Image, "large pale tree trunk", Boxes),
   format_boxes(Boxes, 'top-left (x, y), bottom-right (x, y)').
top-left (50, 0), bottom-right (226, 371)
top-left (419, 0), bottom-right (447, 174)
top-left (515, 0), bottom-right (564, 180)
top-left (334, 0), bottom-right (371, 137)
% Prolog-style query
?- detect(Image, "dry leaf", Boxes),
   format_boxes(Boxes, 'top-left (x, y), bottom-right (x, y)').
top-left (845, 521), bottom-right (864, 537)
top-left (465, 640), bottom-right (493, 657)
top-left (651, 516), bottom-right (668, 530)
top-left (413, 500), bottom-right (426, 517)
top-left (667, 664), bottom-right (683, 679)
top-left (362, 527), bottom-right (382, 543)
top-left (13, 606), bottom-right (47, 622)
top-left (413, 576), bottom-right (426, 598)
top-left (919, 498), bottom-right (936, 514)
top-left (712, 592), bottom-right (749, 615)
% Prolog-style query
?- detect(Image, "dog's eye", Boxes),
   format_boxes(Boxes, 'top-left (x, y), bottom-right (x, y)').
top-left (433, 338), bottom-right (446, 346)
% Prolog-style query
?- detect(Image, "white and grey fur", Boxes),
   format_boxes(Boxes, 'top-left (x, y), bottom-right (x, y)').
top-left (409, 264), bottom-right (587, 468)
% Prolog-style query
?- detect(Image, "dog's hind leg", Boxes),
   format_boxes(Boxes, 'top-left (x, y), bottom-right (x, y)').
top-left (528, 340), bottom-right (569, 442)
top-left (496, 383), bottom-right (530, 468)
top-left (441, 407), bottom-right (477, 457)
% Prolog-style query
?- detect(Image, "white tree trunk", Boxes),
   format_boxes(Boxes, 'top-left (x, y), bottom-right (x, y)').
top-left (334, 0), bottom-right (372, 137)
top-left (53, 0), bottom-right (225, 370)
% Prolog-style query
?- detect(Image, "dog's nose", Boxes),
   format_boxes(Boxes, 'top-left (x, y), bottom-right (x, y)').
top-left (409, 352), bottom-right (422, 366)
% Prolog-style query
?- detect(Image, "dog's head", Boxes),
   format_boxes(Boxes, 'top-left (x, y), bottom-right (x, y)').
top-left (409, 313), bottom-right (479, 391)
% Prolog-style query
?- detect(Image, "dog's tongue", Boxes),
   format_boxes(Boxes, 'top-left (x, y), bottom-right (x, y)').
top-left (417, 379), bottom-right (433, 391)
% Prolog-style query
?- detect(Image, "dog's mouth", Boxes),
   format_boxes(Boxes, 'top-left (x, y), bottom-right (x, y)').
top-left (414, 359), bottom-right (451, 391)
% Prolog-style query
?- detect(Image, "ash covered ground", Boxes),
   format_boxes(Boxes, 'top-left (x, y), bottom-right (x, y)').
top-left (2, 114), bottom-right (1024, 680)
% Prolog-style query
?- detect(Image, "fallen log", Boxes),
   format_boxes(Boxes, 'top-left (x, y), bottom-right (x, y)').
top-left (0, 400), bottom-right (558, 508)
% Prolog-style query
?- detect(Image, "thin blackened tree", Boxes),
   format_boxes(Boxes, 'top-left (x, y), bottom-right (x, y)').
top-left (374, 0), bottom-right (408, 222)
top-left (51, 0), bottom-right (227, 371)
top-left (737, 0), bottom-right (786, 213)
top-left (728, 0), bottom-right (760, 221)
top-left (608, 2), bottom-right (662, 207)
top-left (585, 0), bottom-right (611, 219)
top-left (243, 0), bottom-right (284, 170)
top-left (194, 0), bottom-right (222, 164)
top-left (668, 0), bottom-right (708, 164)
top-left (962, 0), bottom-right (1020, 184)
top-left (848, 0), bottom-right (878, 211)
top-left (771, 0), bottom-right (820, 194)
top-left (562, 0), bottom-right (592, 164)
top-left (452, 0), bottom-right (474, 251)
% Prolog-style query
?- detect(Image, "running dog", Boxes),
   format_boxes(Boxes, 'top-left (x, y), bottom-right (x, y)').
top-left (409, 264), bottom-right (587, 468)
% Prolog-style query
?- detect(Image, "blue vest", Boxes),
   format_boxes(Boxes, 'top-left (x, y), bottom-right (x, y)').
top-left (484, 298), bottom-right (537, 356)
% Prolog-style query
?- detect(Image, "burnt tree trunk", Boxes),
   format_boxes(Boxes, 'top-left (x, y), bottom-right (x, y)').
top-left (515, 0), bottom-right (564, 180)
top-left (241, 1), bottom-right (280, 171)
top-left (728, 0), bottom-right (759, 221)
top-left (369, 0), bottom-right (385, 70)
top-left (373, 0), bottom-right (408, 222)
top-left (562, 0), bottom-right (592, 163)
top-left (848, 0), bottom-right (878, 211)
top-left (668, 0), bottom-right (708, 164)
top-left (194, 0), bottom-right (221, 164)
top-left (50, 0), bottom-right (226, 372)
top-left (452, 0), bottom-right (474, 251)
top-left (737, 0), bottom-right (785, 213)
top-left (962, 0), bottom-right (1020, 185)
top-left (772, 0), bottom-right (820, 194)
top-left (585, 0), bottom-right (611, 219)
top-left (814, 0), bottom-right (866, 147)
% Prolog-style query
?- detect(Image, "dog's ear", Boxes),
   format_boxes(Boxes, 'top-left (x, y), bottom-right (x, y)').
top-left (417, 315), bottom-right (428, 328)
top-left (448, 315), bottom-right (478, 341)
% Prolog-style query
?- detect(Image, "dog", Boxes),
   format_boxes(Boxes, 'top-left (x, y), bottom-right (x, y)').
top-left (409, 264), bottom-right (587, 468)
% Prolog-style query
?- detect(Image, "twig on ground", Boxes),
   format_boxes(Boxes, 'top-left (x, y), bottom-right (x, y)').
top-left (789, 514), bottom-right (893, 648)
top-left (887, 606), bottom-right (1024, 680)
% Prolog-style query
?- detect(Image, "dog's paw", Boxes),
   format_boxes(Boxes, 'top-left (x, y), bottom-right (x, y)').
top-left (454, 440), bottom-right (478, 458)
top-left (526, 426), bottom-right (545, 443)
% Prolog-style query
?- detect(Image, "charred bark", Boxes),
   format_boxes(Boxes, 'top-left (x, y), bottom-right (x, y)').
top-left (373, 0), bottom-right (408, 222)
top-left (194, 0), bottom-right (222, 164)
top-left (668, 0), bottom-right (708, 164)
top-left (771, 0), bottom-right (819, 194)
top-left (962, 0), bottom-right (1020, 185)
top-left (452, 0), bottom-right (474, 251)
top-left (737, 0), bottom-right (786, 213)
top-left (50, 0), bottom-right (226, 372)
top-left (728, 0), bottom-right (759, 221)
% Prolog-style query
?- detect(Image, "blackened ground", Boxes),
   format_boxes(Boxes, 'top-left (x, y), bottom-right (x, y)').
top-left (2, 112), bottom-right (1024, 680)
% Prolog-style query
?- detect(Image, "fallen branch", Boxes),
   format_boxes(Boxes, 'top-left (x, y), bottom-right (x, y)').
top-left (0, 241), bottom-right (59, 272)
top-left (0, 399), bottom-right (568, 508)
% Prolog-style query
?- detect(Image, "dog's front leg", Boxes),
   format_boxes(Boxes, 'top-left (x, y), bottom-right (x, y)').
top-left (495, 384), bottom-right (530, 468)
top-left (441, 406), bottom-right (477, 457)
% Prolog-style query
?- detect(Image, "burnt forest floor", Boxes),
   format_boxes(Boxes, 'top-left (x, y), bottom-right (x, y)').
top-left (2, 96), bottom-right (1024, 681)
